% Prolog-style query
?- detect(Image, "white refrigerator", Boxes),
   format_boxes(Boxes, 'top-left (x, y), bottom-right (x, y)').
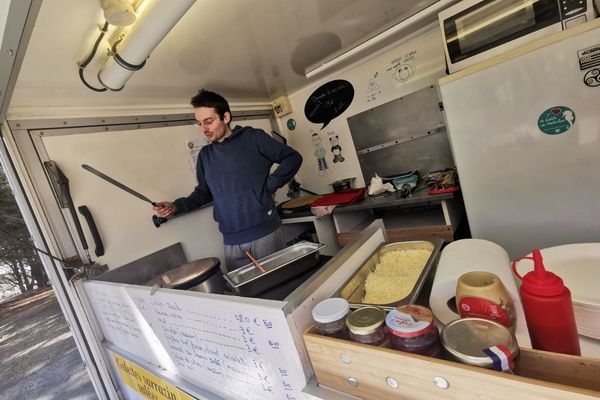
top-left (438, 20), bottom-right (600, 259)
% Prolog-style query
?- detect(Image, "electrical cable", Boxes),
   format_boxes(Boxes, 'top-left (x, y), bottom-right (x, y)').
top-left (78, 21), bottom-right (110, 92)
top-left (0, 225), bottom-right (79, 270)
top-left (113, 52), bottom-right (146, 71)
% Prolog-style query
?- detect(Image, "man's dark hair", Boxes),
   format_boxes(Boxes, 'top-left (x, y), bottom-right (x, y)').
top-left (190, 89), bottom-right (231, 121)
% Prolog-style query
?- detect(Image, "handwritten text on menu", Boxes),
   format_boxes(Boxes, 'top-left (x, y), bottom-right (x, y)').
top-left (84, 281), bottom-right (304, 400)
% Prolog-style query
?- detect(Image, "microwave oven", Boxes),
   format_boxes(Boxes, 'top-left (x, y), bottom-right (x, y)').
top-left (439, 0), bottom-right (596, 73)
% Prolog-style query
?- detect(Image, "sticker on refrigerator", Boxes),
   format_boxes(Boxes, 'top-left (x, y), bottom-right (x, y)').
top-left (583, 68), bottom-right (600, 87)
top-left (577, 44), bottom-right (600, 88)
top-left (537, 106), bottom-right (575, 135)
top-left (577, 44), bottom-right (600, 70)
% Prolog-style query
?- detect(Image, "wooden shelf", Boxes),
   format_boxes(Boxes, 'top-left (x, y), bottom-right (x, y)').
top-left (304, 328), bottom-right (600, 400)
top-left (335, 205), bottom-right (455, 246)
top-left (337, 225), bottom-right (452, 246)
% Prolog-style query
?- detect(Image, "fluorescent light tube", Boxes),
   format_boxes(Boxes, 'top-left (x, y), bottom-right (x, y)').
top-left (98, 0), bottom-right (196, 91)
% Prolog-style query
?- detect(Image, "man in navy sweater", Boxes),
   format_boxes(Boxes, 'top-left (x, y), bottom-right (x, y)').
top-left (153, 89), bottom-right (302, 272)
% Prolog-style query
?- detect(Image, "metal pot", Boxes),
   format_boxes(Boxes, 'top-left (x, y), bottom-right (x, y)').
top-left (144, 257), bottom-right (226, 294)
top-left (331, 177), bottom-right (356, 193)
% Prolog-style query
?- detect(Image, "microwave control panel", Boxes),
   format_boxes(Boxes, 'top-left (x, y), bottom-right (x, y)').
top-left (560, 0), bottom-right (587, 18)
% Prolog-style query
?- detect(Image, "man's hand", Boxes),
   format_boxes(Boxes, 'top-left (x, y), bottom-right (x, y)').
top-left (153, 201), bottom-right (176, 217)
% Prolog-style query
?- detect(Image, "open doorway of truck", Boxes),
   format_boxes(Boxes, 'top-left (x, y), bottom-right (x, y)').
top-left (0, 165), bottom-right (97, 399)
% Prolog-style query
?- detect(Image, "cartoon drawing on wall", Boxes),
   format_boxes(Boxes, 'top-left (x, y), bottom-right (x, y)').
top-left (367, 72), bottom-right (382, 103)
top-left (328, 133), bottom-right (345, 163)
top-left (393, 63), bottom-right (415, 82)
top-left (312, 132), bottom-right (329, 175)
top-left (387, 50), bottom-right (417, 83)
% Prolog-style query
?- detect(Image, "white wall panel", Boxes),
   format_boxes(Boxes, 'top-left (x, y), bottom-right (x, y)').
top-left (281, 27), bottom-right (446, 194)
top-left (42, 118), bottom-right (274, 270)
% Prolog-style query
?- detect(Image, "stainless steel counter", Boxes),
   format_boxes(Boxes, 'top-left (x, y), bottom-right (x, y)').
top-left (332, 190), bottom-right (454, 214)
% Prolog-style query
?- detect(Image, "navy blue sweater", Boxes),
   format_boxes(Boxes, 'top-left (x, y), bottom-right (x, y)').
top-left (174, 126), bottom-right (302, 245)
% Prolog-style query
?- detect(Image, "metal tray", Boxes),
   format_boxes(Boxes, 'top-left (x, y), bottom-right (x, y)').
top-left (224, 241), bottom-right (325, 297)
top-left (338, 239), bottom-right (442, 310)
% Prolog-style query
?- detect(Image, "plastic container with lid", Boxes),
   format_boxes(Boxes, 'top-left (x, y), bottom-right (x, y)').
top-left (312, 298), bottom-right (350, 339)
top-left (456, 271), bottom-right (515, 331)
top-left (346, 306), bottom-right (387, 346)
top-left (441, 317), bottom-right (519, 372)
top-left (512, 249), bottom-right (580, 355)
top-left (385, 304), bottom-right (441, 357)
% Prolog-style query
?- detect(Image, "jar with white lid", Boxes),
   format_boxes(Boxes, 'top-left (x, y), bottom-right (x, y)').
top-left (312, 298), bottom-right (350, 339)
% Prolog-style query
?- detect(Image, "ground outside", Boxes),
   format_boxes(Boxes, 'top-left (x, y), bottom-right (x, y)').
top-left (0, 287), bottom-right (97, 400)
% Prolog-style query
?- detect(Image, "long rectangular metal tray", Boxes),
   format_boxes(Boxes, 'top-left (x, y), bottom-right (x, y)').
top-left (224, 241), bottom-right (325, 297)
top-left (337, 239), bottom-right (442, 310)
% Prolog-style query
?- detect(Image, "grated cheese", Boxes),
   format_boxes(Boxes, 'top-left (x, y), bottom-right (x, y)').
top-left (363, 249), bottom-right (431, 304)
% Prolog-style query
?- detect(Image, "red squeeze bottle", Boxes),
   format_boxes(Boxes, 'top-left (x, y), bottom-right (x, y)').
top-left (513, 249), bottom-right (580, 355)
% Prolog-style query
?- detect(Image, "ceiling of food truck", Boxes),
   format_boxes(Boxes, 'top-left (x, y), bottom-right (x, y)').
top-left (9, 0), bottom-right (441, 109)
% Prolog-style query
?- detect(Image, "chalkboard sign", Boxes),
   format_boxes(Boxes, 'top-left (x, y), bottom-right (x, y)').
top-left (304, 80), bottom-right (354, 129)
top-left (83, 281), bottom-right (306, 400)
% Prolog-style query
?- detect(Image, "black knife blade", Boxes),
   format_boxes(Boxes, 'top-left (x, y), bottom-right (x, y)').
top-left (81, 164), bottom-right (156, 206)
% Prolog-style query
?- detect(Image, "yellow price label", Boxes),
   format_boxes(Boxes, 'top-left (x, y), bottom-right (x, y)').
top-left (112, 354), bottom-right (195, 400)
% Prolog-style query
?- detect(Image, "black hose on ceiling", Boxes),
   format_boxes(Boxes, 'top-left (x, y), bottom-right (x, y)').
top-left (77, 21), bottom-right (109, 92)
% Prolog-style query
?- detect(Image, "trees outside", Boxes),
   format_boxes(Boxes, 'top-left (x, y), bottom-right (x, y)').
top-left (0, 165), bottom-right (48, 299)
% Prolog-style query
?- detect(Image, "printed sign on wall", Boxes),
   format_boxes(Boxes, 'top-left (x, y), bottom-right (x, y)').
top-left (304, 80), bottom-right (354, 129)
top-left (112, 353), bottom-right (195, 400)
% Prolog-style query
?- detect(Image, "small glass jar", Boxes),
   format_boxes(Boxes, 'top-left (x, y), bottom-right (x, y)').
top-left (440, 317), bottom-right (519, 372)
top-left (346, 306), bottom-right (387, 346)
top-left (385, 304), bottom-right (441, 357)
top-left (312, 298), bottom-right (350, 339)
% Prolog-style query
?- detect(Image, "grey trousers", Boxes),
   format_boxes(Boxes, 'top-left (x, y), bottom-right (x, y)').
top-left (223, 227), bottom-right (285, 273)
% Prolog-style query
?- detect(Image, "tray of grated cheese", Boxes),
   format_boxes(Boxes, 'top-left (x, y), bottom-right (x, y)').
top-left (338, 240), bottom-right (443, 310)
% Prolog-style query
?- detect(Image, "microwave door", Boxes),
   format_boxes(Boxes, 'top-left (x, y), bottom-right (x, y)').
top-left (443, 0), bottom-right (560, 67)
top-left (456, 0), bottom-right (536, 54)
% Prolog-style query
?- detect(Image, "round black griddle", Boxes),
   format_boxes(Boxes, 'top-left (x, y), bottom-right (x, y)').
top-left (145, 257), bottom-right (221, 290)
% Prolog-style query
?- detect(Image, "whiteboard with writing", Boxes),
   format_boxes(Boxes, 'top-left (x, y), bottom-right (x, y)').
top-left (82, 280), bottom-right (307, 400)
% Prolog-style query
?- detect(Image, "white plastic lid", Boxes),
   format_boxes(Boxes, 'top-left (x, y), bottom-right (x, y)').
top-left (312, 298), bottom-right (350, 324)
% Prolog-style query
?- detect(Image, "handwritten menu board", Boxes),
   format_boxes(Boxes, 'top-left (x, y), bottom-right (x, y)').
top-left (83, 281), bottom-right (306, 400)
top-left (83, 282), bottom-right (170, 367)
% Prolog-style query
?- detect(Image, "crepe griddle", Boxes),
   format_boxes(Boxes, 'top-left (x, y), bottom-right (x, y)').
top-left (144, 257), bottom-right (221, 289)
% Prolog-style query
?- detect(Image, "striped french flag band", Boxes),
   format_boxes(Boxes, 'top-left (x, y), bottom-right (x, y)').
top-left (482, 345), bottom-right (514, 372)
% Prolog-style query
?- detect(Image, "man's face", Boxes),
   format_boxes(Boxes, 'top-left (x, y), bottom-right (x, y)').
top-left (195, 107), bottom-right (231, 142)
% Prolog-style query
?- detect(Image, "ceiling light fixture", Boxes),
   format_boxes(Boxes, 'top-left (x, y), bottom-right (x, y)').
top-left (100, 0), bottom-right (137, 27)
top-left (304, 0), bottom-right (458, 79)
top-left (98, 0), bottom-right (196, 91)
top-left (79, 0), bottom-right (196, 92)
